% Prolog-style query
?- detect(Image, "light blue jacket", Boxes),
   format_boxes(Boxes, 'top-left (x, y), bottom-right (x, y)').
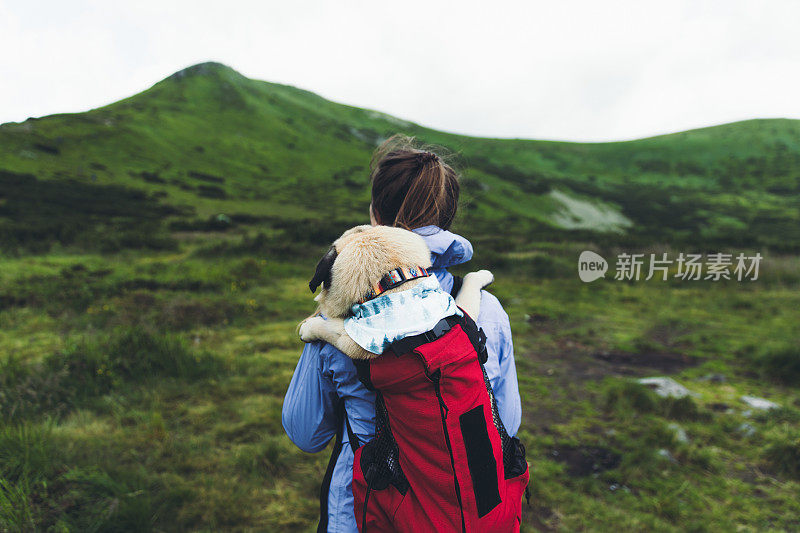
top-left (282, 226), bottom-right (522, 532)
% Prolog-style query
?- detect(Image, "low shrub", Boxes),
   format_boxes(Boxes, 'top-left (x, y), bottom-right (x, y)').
top-left (755, 406), bottom-right (800, 424)
top-left (603, 380), bottom-right (658, 414)
top-left (1, 327), bottom-right (225, 422)
top-left (50, 326), bottom-right (225, 388)
top-left (0, 423), bottom-right (61, 483)
top-left (234, 437), bottom-right (295, 478)
top-left (0, 357), bottom-right (73, 420)
top-left (756, 346), bottom-right (800, 386)
top-left (603, 380), bottom-right (708, 421)
top-left (0, 170), bottom-right (180, 255)
top-left (157, 297), bottom-right (238, 330)
top-left (1, 461), bottom-right (171, 532)
top-left (662, 396), bottom-right (708, 422)
top-left (763, 436), bottom-right (800, 478)
top-left (191, 232), bottom-right (311, 259)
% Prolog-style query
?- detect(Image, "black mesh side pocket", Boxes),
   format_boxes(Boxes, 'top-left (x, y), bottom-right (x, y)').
top-left (478, 363), bottom-right (524, 479)
top-left (359, 392), bottom-right (409, 494)
top-left (505, 436), bottom-right (527, 479)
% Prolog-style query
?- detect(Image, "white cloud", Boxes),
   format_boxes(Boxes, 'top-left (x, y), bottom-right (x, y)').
top-left (1, 0), bottom-right (799, 141)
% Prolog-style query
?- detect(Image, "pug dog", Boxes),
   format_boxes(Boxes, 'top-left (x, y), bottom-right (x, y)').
top-left (298, 225), bottom-right (494, 360)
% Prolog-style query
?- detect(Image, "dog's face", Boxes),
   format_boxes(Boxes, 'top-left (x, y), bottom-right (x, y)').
top-left (309, 225), bottom-right (432, 318)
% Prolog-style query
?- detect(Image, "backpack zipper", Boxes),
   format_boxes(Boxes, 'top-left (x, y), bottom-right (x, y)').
top-left (432, 373), bottom-right (467, 533)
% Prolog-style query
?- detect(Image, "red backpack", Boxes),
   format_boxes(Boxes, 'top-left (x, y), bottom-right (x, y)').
top-left (342, 311), bottom-right (530, 532)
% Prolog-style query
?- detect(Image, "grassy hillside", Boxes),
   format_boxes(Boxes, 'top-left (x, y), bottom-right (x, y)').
top-left (1, 63), bottom-right (799, 532)
top-left (2, 61), bottom-right (800, 254)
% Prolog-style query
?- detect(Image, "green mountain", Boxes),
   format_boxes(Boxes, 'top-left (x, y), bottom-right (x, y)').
top-left (2, 61), bottom-right (799, 254)
top-left (2, 63), bottom-right (799, 532)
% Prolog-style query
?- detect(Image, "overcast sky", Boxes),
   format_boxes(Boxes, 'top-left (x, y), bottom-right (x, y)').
top-left (1, 0), bottom-right (799, 142)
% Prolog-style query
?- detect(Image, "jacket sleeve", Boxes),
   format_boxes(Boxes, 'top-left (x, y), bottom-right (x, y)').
top-left (478, 291), bottom-right (522, 437)
top-left (493, 318), bottom-right (522, 436)
top-left (282, 340), bottom-right (339, 453)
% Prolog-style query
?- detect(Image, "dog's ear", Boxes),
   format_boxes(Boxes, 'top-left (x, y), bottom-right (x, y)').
top-left (309, 245), bottom-right (337, 293)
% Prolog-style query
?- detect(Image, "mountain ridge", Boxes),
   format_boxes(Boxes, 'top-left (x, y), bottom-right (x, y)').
top-left (1, 62), bottom-right (799, 254)
top-left (4, 61), bottom-right (797, 144)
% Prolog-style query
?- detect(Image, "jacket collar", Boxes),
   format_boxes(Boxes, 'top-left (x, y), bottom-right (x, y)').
top-left (412, 226), bottom-right (473, 293)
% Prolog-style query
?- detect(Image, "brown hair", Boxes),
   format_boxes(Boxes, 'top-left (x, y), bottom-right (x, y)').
top-left (369, 135), bottom-right (460, 230)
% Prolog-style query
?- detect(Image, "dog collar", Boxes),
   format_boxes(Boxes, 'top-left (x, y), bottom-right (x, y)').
top-left (359, 266), bottom-right (430, 303)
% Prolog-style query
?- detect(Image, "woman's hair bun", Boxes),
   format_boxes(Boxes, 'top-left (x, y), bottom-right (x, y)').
top-left (370, 135), bottom-right (460, 231)
top-left (416, 151), bottom-right (439, 165)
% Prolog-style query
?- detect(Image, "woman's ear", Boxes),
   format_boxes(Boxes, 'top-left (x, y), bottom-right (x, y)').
top-left (369, 203), bottom-right (380, 226)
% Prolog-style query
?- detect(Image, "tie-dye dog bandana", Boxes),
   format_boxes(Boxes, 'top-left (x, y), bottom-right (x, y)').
top-left (344, 275), bottom-right (463, 355)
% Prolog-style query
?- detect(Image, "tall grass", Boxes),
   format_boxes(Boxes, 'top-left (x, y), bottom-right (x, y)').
top-left (0, 477), bottom-right (36, 531)
top-left (1, 327), bottom-right (226, 422)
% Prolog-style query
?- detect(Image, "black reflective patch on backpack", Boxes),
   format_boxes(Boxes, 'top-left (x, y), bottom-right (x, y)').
top-left (459, 406), bottom-right (501, 517)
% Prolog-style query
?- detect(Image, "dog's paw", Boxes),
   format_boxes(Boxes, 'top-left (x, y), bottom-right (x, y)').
top-left (298, 316), bottom-right (325, 342)
top-left (464, 269), bottom-right (494, 288)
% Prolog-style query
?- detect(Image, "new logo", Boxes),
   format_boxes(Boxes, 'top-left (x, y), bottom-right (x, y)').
top-left (578, 251), bottom-right (608, 282)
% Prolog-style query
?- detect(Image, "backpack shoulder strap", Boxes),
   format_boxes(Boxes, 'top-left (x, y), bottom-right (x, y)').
top-left (343, 405), bottom-right (359, 453)
top-left (353, 359), bottom-right (374, 391)
top-left (450, 274), bottom-right (464, 298)
top-left (385, 311), bottom-right (488, 364)
top-left (448, 275), bottom-right (488, 363)
top-left (388, 315), bottom-right (461, 357)
top-left (317, 397), bottom-right (359, 533)
top-left (457, 311), bottom-right (489, 365)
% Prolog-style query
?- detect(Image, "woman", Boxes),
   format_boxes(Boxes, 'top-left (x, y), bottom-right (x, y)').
top-left (282, 136), bottom-right (522, 532)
